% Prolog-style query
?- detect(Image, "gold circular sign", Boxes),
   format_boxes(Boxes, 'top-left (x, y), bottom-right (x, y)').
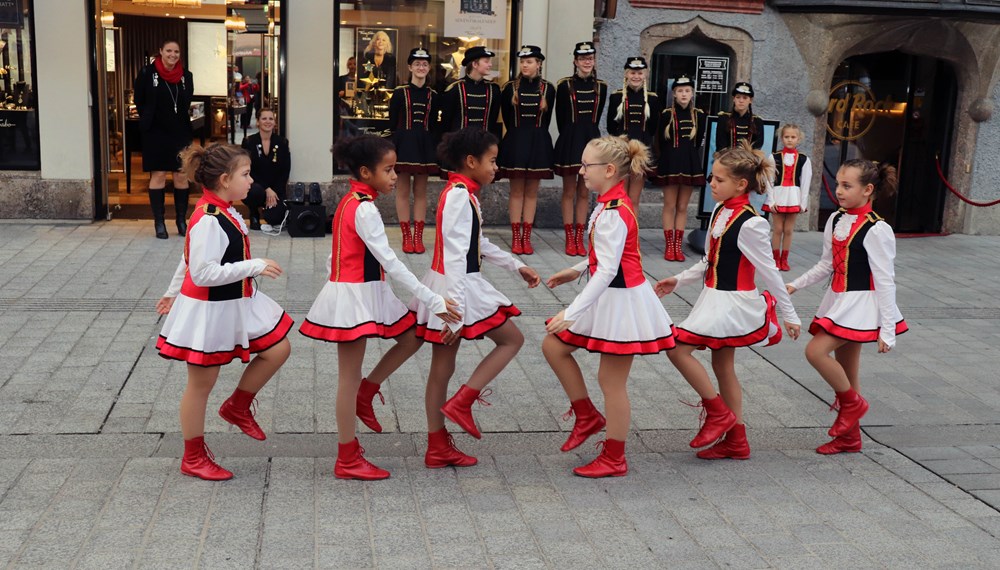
top-left (826, 80), bottom-right (879, 141)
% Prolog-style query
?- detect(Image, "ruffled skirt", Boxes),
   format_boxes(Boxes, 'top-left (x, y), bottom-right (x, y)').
top-left (675, 288), bottom-right (781, 349)
top-left (410, 270), bottom-right (520, 344)
top-left (763, 185), bottom-right (804, 214)
top-left (299, 281), bottom-right (416, 343)
top-left (554, 283), bottom-right (676, 355)
top-left (809, 289), bottom-right (908, 343)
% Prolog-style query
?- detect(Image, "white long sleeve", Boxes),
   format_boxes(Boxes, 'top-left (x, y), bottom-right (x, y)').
top-left (440, 186), bottom-right (475, 325)
top-left (354, 202), bottom-right (446, 315)
top-left (738, 217), bottom-right (800, 325)
top-left (789, 214), bottom-right (835, 291)
top-left (186, 215), bottom-right (266, 288)
top-left (799, 156), bottom-right (813, 212)
top-left (571, 259), bottom-right (589, 273)
top-left (163, 254), bottom-right (187, 297)
top-left (864, 222), bottom-right (902, 347)
top-left (564, 209), bottom-right (627, 322)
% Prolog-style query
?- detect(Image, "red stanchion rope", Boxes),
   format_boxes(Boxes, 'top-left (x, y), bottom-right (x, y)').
top-left (820, 173), bottom-right (839, 205)
top-left (935, 155), bottom-right (1000, 208)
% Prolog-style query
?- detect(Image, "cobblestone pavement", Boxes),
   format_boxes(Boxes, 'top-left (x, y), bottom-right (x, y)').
top-left (1, 221), bottom-right (999, 568)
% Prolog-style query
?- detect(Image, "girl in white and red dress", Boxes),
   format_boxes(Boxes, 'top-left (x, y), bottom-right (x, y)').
top-left (763, 124), bottom-right (812, 272)
top-left (156, 143), bottom-right (294, 481)
top-left (656, 141), bottom-right (801, 460)
top-left (300, 135), bottom-right (460, 480)
top-left (787, 159), bottom-right (907, 455)
top-left (411, 127), bottom-right (541, 453)
top-left (544, 135), bottom-right (676, 478)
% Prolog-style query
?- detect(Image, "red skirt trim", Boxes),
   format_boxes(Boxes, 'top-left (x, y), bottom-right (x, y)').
top-left (553, 164), bottom-right (582, 176)
top-left (416, 304), bottom-right (521, 345)
top-left (395, 163), bottom-right (440, 175)
top-left (766, 205), bottom-right (802, 214)
top-left (157, 312), bottom-right (295, 368)
top-left (809, 317), bottom-right (909, 343)
top-left (299, 311), bottom-right (417, 343)
top-left (675, 291), bottom-right (781, 349)
top-left (554, 326), bottom-right (677, 355)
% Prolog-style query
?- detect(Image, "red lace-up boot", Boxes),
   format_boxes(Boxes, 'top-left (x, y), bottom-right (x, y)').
top-left (573, 439), bottom-right (628, 478)
top-left (441, 384), bottom-right (490, 439)
top-left (334, 438), bottom-right (390, 480)
top-left (560, 398), bottom-right (606, 452)
top-left (664, 229), bottom-right (676, 261)
top-left (356, 379), bottom-right (385, 433)
top-left (779, 250), bottom-right (791, 272)
top-left (675, 230), bottom-right (686, 262)
top-left (829, 388), bottom-right (869, 437)
top-left (564, 224), bottom-right (577, 256)
top-left (218, 388), bottom-right (266, 441)
top-left (817, 423), bottom-right (862, 454)
top-left (413, 221), bottom-right (426, 254)
top-left (522, 223), bottom-right (535, 254)
top-left (689, 395), bottom-right (737, 448)
top-left (400, 221), bottom-right (414, 254)
top-left (696, 423), bottom-right (751, 460)
top-left (511, 223), bottom-right (524, 255)
top-left (773, 249), bottom-right (781, 269)
top-left (574, 223), bottom-right (587, 257)
top-left (425, 428), bottom-right (478, 468)
top-left (181, 436), bottom-right (233, 481)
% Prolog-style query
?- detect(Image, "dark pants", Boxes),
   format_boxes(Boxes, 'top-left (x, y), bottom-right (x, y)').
top-left (244, 182), bottom-right (288, 226)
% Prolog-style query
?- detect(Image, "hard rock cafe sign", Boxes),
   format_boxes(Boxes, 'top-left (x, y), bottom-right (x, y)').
top-left (826, 80), bottom-right (897, 141)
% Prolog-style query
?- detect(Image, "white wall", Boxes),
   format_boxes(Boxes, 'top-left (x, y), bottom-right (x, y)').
top-left (287, 0), bottom-right (334, 182)
top-left (35, 0), bottom-right (93, 180)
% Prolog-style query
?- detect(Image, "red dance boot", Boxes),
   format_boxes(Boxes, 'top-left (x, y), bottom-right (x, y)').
top-left (689, 395), bottom-right (737, 448)
top-left (181, 436), bottom-right (233, 481)
top-left (219, 388), bottom-right (266, 441)
top-left (817, 423), bottom-right (862, 455)
top-left (664, 229), bottom-right (676, 261)
top-left (674, 230), bottom-right (686, 262)
top-left (828, 388), bottom-right (869, 437)
top-left (564, 224), bottom-right (577, 256)
top-left (511, 223), bottom-right (524, 255)
top-left (400, 221), bottom-right (414, 254)
top-left (413, 221), bottom-right (426, 254)
top-left (573, 439), bottom-right (628, 478)
top-left (696, 423), bottom-right (751, 460)
top-left (425, 428), bottom-right (478, 468)
top-left (772, 249), bottom-right (781, 269)
top-left (334, 438), bottom-right (390, 480)
top-left (574, 223), bottom-right (587, 257)
top-left (356, 378), bottom-right (385, 433)
top-left (560, 397), bottom-right (607, 452)
top-left (441, 384), bottom-right (491, 439)
top-left (779, 250), bottom-right (791, 272)
top-left (522, 223), bottom-right (535, 255)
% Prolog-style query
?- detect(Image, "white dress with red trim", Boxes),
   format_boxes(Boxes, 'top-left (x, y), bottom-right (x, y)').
top-left (300, 181), bottom-right (446, 343)
top-left (410, 174), bottom-right (525, 344)
top-left (157, 192), bottom-right (294, 367)
top-left (555, 183), bottom-right (675, 355)
top-left (788, 205), bottom-right (908, 346)
top-left (763, 148), bottom-right (812, 214)
top-left (672, 195), bottom-right (800, 349)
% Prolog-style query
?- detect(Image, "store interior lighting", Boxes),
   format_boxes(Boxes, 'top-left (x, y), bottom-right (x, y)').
top-left (130, 0), bottom-right (203, 7)
top-left (225, 15), bottom-right (247, 32)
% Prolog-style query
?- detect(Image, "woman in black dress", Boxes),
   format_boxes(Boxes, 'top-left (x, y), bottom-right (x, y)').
top-left (241, 109), bottom-right (290, 232)
top-left (553, 42), bottom-right (607, 257)
top-left (388, 47), bottom-right (439, 254)
top-left (133, 39), bottom-right (194, 239)
top-left (497, 45), bottom-right (555, 255)
top-left (607, 57), bottom-right (660, 206)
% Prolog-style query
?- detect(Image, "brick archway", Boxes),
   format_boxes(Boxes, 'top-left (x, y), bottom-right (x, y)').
top-left (640, 17), bottom-right (754, 83)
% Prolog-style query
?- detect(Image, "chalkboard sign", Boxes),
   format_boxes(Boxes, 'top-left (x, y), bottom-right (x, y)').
top-left (696, 56), bottom-right (729, 94)
top-left (0, 0), bottom-right (24, 28)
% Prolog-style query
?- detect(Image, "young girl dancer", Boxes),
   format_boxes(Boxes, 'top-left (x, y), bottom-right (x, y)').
top-left (716, 82), bottom-right (764, 151)
top-left (156, 143), bottom-right (294, 480)
top-left (656, 74), bottom-right (707, 262)
top-left (763, 124), bottom-right (812, 271)
top-left (544, 136), bottom-right (676, 478)
top-left (388, 47), bottom-right (440, 254)
top-left (656, 141), bottom-right (800, 460)
top-left (411, 127), bottom-right (541, 457)
top-left (300, 135), bottom-right (461, 480)
top-left (787, 159), bottom-right (907, 454)
top-left (607, 57), bottom-right (661, 206)
top-left (498, 45), bottom-right (556, 255)
top-left (553, 41), bottom-right (607, 257)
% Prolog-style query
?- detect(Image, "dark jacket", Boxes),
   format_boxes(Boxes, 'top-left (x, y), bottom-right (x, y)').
top-left (133, 62), bottom-right (194, 134)
top-left (242, 132), bottom-right (291, 193)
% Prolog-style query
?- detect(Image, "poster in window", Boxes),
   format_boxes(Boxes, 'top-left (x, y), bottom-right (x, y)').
top-left (445, 0), bottom-right (506, 39)
top-left (0, 0), bottom-right (23, 28)
top-left (356, 28), bottom-right (398, 91)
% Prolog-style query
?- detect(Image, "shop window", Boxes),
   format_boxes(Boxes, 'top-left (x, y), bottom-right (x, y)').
top-left (0, 0), bottom-right (40, 170)
top-left (335, 0), bottom-right (515, 136)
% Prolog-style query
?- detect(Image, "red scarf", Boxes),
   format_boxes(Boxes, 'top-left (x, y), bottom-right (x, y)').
top-left (154, 56), bottom-right (184, 84)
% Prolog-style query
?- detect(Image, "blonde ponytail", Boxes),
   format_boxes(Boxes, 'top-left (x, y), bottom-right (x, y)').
top-left (713, 139), bottom-right (774, 195)
top-left (586, 135), bottom-right (650, 180)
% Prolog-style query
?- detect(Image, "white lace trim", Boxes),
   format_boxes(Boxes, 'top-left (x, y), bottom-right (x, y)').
top-left (783, 152), bottom-right (796, 166)
top-left (833, 213), bottom-right (856, 242)
top-left (711, 207), bottom-right (735, 238)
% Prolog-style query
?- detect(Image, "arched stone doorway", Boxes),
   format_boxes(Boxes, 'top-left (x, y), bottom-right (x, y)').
top-left (650, 32), bottom-right (735, 116)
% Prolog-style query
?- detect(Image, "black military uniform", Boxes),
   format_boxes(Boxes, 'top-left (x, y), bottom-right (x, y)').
top-left (716, 81), bottom-right (764, 151)
top-left (656, 75), bottom-right (708, 187)
top-left (553, 42), bottom-right (608, 176)
top-left (440, 46), bottom-right (502, 140)
top-left (497, 45), bottom-right (556, 180)
top-left (607, 57), bottom-right (661, 150)
top-left (388, 48), bottom-right (440, 175)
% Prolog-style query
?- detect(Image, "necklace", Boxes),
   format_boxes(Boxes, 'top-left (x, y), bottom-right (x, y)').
top-left (165, 81), bottom-right (179, 114)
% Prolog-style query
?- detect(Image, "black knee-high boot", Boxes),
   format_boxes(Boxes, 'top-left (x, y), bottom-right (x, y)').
top-left (174, 185), bottom-right (190, 237)
top-left (148, 187), bottom-right (168, 239)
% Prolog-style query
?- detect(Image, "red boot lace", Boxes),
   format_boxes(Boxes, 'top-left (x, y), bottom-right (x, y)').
top-left (561, 408), bottom-right (575, 422)
top-left (829, 396), bottom-right (840, 412)
top-left (680, 399), bottom-right (708, 428)
top-left (475, 388), bottom-right (493, 407)
top-left (373, 389), bottom-right (385, 406)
